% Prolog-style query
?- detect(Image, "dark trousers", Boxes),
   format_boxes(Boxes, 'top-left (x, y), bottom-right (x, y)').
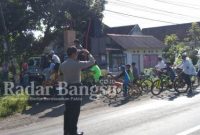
top-left (64, 100), bottom-right (81, 135)
top-left (123, 83), bottom-right (128, 97)
top-left (54, 63), bottom-right (60, 72)
top-left (182, 73), bottom-right (192, 90)
top-left (3, 71), bottom-right (8, 81)
top-left (64, 84), bottom-right (82, 135)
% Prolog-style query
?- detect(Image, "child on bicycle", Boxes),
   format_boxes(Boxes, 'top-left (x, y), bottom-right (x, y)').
top-left (126, 64), bottom-right (134, 82)
top-left (115, 65), bottom-right (130, 98)
top-left (163, 61), bottom-right (175, 82)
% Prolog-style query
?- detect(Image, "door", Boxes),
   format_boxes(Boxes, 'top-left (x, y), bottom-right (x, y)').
top-left (132, 54), bottom-right (140, 73)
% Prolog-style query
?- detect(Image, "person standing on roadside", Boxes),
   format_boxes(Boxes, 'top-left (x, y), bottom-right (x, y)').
top-left (132, 62), bottom-right (139, 83)
top-left (60, 46), bottom-right (95, 135)
top-left (2, 61), bottom-right (9, 81)
top-left (126, 64), bottom-right (134, 82)
top-left (50, 50), bottom-right (61, 80)
top-left (10, 60), bottom-right (17, 84)
top-left (74, 39), bottom-right (83, 50)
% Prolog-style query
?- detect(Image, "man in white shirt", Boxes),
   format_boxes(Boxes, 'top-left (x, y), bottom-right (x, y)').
top-left (50, 50), bottom-right (61, 80)
top-left (155, 57), bottom-right (166, 70)
top-left (178, 54), bottom-right (196, 94)
top-left (51, 50), bottom-right (61, 64)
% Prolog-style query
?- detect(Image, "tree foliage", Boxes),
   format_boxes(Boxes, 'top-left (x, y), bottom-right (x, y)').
top-left (188, 22), bottom-right (200, 47)
top-left (164, 34), bottom-right (178, 46)
top-left (163, 34), bottom-right (179, 64)
top-left (163, 33), bottom-right (198, 65)
top-left (163, 34), bottom-right (190, 65)
top-left (0, 0), bottom-right (106, 63)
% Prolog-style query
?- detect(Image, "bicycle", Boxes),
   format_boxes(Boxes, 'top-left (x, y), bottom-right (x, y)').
top-left (151, 69), bottom-right (175, 95)
top-left (100, 73), bottom-right (141, 100)
top-left (173, 68), bottom-right (198, 93)
top-left (137, 75), bottom-right (154, 94)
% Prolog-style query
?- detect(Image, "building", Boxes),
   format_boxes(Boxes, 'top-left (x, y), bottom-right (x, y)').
top-left (106, 34), bottom-right (164, 72)
top-left (104, 24), bottom-right (142, 35)
top-left (142, 22), bottom-right (200, 42)
top-left (91, 25), bottom-right (165, 72)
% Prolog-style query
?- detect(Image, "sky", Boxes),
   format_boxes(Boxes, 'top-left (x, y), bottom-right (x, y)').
top-left (103, 0), bottom-right (200, 28)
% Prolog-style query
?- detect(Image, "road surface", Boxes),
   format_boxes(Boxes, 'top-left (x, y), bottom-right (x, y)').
top-left (1, 89), bottom-right (200, 135)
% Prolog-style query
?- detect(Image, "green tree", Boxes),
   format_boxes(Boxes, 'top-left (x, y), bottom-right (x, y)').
top-left (163, 34), bottom-right (178, 64)
top-left (27, 0), bottom-right (106, 47)
top-left (164, 34), bottom-right (178, 46)
top-left (163, 34), bottom-right (191, 65)
top-left (0, 0), bottom-right (106, 63)
top-left (0, 0), bottom-right (39, 62)
top-left (188, 22), bottom-right (200, 48)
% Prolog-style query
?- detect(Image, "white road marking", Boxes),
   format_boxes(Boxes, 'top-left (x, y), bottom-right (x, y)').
top-left (176, 125), bottom-right (200, 135)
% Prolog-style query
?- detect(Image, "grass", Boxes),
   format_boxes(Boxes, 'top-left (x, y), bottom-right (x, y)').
top-left (0, 93), bottom-right (29, 118)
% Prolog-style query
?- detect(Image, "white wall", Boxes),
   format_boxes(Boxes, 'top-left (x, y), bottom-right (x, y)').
top-left (124, 49), bottom-right (162, 72)
top-left (125, 51), bottom-right (132, 65)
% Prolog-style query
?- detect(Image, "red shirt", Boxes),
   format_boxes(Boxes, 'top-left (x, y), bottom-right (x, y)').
top-left (22, 63), bottom-right (28, 71)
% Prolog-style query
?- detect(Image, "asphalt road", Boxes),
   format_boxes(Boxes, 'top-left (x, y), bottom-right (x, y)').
top-left (1, 88), bottom-right (200, 135)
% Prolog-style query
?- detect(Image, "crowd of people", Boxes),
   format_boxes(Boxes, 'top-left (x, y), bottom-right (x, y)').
top-left (154, 54), bottom-right (198, 95)
top-left (1, 58), bottom-right (28, 84)
top-left (2, 37), bottom-right (200, 135)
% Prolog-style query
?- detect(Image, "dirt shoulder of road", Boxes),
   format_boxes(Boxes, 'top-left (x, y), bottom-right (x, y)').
top-left (0, 98), bottom-right (108, 130)
top-left (0, 93), bottom-right (159, 131)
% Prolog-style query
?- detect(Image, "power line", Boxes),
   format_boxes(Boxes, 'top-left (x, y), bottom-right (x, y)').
top-left (105, 9), bottom-right (177, 24)
top-left (155, 0), bottom-right (200, 10)
top-left (109, 0), bottom-right (200, 20)
top-left (109, 1), bottom-right (193, 21)
top-left (163, 0), bottom-right (200, 7)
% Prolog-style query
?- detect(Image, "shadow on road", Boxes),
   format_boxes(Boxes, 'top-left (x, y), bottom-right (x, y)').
top-left (106, 96), bottom-right (142, 107)
top-left (150, 92), bottom-right (181, 101)
top-left (151, 85), bottom-right (200, 101)
top-left (187, 91), bottom-right (200, 98)
top-left (24, 101), bottom-right (64, 116)
top-left (23, 95), bottom-right (93, 118)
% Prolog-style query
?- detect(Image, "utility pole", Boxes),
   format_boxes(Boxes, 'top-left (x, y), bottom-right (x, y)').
top-left (0, 2), bottom-right (9, 62)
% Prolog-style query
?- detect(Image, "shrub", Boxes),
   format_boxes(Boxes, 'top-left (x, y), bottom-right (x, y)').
top-left (0, 93), bottom-right (29, 117)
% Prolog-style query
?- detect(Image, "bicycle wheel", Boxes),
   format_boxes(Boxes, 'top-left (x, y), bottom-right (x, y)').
top-left (151, 80), bottom-right (163, 96)
top-left (174, 78), bottom-right (188, 93)
top-left (141, 79), bottom-right (153, 93)
top-left (128, 84), bottom-right (142, 99)
top-left (103, 84), bottom-right (122, 100)
top-left (162, 79), bottom-right (175, 92)
top-left (198, 77), bottom-right (200, 86)
top-left (191, 76), bottom-right (198, 87)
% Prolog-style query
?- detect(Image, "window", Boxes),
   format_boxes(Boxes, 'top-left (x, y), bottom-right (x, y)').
top-left (101, 55), bottom-right (106, 63)
top-left (144, 54), bottom-right (158, 68)
top-left (110, 53), bottom-right (126, 72)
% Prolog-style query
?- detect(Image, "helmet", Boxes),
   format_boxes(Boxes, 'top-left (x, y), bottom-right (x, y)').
top-left (50, 50), bottom-right (55, 55)
top-left (182, 53), bottom-right (187, 57)
top-left (120, 65), bottom-right (126, 71)
top-left (158, 56), bottom-right (162, 61)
